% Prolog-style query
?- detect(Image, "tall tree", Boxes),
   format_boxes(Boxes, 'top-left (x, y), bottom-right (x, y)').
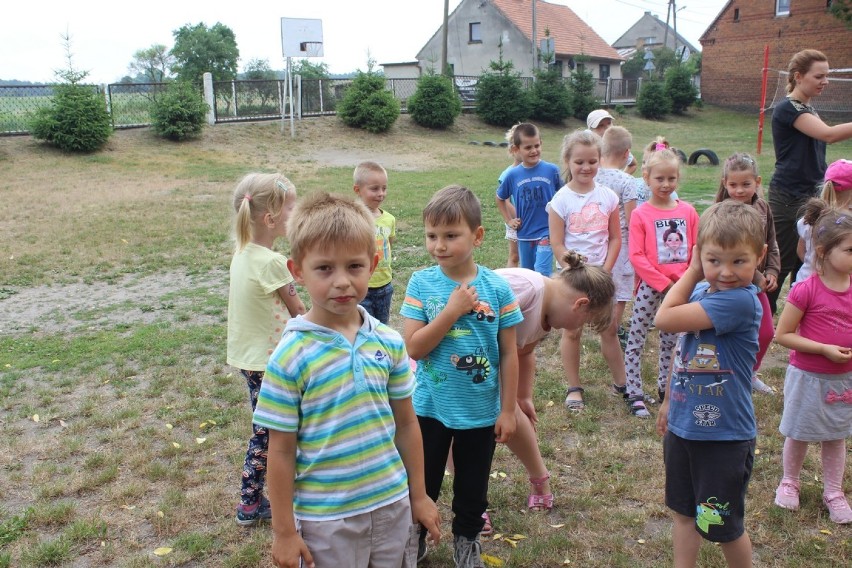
top-left (128, 44), bottom-right (173, 83)
top-left (829, 0), bottom-right (852, 27)
top-left (171, 22), bottom-right (239, 83)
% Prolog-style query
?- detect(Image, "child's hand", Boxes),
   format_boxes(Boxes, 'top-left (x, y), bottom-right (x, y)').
top-left (655, 401), bottom-right (669, 437)
top-left (510, 217), bottom-right (521, 230)
top-left (447, 283), bottom-right (478, 318)
top-left (272, 532), bottom-right (314, 568)
top-left (517, 397), bottom-right (538, 428)
top-left (411, 495), bottom-right (442, 546)
top-left (494, 409), bottom-right (516, 443)
top-left (752, 271), bottom-right (767, 293)
top-left (821, 345), bottom-right (852, 364)
top-left (686, 246), bottom-right (704, 279)
top-left (764, 273), bottom-right (778, 293)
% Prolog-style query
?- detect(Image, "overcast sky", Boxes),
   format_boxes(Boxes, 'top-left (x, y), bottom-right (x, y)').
top-left (1, 0), bottom-right (728, 84)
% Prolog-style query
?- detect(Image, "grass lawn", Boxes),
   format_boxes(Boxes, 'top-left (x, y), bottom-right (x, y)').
top-left (0, 108), bottom-right (850, 567)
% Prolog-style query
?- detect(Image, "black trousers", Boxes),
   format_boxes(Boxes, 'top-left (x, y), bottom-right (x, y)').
top-left (767, 191), bottom-right (809, 314)
top-left (418, 416), bottom-right (496, 538)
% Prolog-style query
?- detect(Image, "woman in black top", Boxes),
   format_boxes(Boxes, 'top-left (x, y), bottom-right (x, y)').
top-left (767, 49), bottom-right (852, 313)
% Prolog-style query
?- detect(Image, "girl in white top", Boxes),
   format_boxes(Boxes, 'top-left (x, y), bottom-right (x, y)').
top-left (227, 173), bottom-right (306, 526)
top-left (547, 130), bottom-right (626, 412)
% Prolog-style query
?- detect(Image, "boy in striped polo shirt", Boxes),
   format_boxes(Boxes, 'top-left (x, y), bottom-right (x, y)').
top-left (254, 193), bottom-right (441, 568)
top-left (402, 185), bottom-right (522, 567)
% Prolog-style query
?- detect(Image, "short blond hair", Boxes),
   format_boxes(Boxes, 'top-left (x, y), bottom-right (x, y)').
top-left (602, 126), bottom-right (632, 158)
top-left (423, 185), bottom-right (482, 231)
top-left (353, 161), bottom-right (387, 187)
top-left (288, 192), bottom-right (376, 265)
top-left (697, 201), bottom-right (764, 256)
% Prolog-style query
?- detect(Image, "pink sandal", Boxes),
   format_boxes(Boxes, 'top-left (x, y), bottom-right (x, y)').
top-left (528, 474), bottom-right (554, 511)
top-left (480, 511), bottom-right (493, 536)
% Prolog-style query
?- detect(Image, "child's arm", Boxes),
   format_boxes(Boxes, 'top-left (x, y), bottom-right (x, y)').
top-left (495, 326), bottom-right (519, 443)
top-left (548, 208), bottom-right (568, 265)
top-left (655, 247), bottom-right (713, 333)
top-left (655, 374), bottom-right (674, 437)
top-left (623, 199), bottom-right (636, 228)
top-left (496, 196), bottom-right (519, 228)
top-left (390, 397), bottom-right (442, 544)
top-left (403, 284), bottom-right (478, 360)
top-left (775, 303), bottom-right (852, 363)
top-left (796, 236), bottom-right (806, 262)
top-left (268, 430), bottom-right (315, 568)
top-left (277, 284), bottom-right (307, 317)
top-left (603, 209), bottom-right (621, 273)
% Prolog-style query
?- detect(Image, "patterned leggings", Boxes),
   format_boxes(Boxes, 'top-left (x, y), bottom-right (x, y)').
top-left (624, 281), bottom-right (677, 399)
top-left (239, 369), bottom-right (268, 507)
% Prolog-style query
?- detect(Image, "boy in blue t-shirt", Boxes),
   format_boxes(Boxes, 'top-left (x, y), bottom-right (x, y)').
top-left (402, 185), bottom-right (523, 566)
top-left (655, 200), bottom-right (767, 568)
top-left (496, 122), bottom-right (563, 276)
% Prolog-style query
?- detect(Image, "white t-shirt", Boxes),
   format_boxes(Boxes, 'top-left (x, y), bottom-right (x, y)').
top-left (794, 218), bottom-right (814, 286)
top-left (547, 183), bottom-right (619, 266)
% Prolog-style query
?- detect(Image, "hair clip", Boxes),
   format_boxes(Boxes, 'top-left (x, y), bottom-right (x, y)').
top-left (838, 215), bottom-right (848, 224)
top-left (655, 142), bottom-right (667, 151)
top-left (243, 193), bottom-right (252, 202)
top-left (275, 179), bottom-right (290, 193)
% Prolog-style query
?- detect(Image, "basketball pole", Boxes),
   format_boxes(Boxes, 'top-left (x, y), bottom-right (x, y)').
top-left (287, 56), bottom-right (295, 138)
top-left (757, 45), bottom-right (769, 155)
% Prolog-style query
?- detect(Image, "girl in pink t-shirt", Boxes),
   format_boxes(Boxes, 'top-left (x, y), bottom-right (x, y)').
top-left (774, 203), bottom-right (852, 525)
top-left (624, 140), bottom-right (699, 417)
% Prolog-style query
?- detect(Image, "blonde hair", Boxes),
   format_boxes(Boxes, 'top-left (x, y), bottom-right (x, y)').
top-left (714, 152), bottom-right (762, 203)
top-left (819, 180), bottom-right (844, 207)
top-left (697, 201), bottom-right (765, 256)
top-left (287, 192), bottom-right (375, 265)
top-left (353, 160), bottom-right (387, 187)
top-left (232, 173), bottom-right (294, 251)
top-left (642, 136), bottom-right (681, 177)
top-left (555, 250), bottom-right (615, 333)
top-left (560, 129), bottom-right (601, 182)
top-left (423, 185), bottom-right (482, 231)
top-left (505, 124), bottom-right (520, 158)
top-left (602, 126), bottom-right (632, 158)
top-left (786, 49), bottom-right (828, 94)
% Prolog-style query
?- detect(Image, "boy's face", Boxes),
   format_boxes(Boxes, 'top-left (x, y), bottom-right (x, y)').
top-left (425, 220), bottom-right (484, 274)
top-left (354, 171), bottom-right (388, 213)
top-left (592, 118), bottom-right (612, 136)
top-left (699, 241), bottom-right (764, 293)
top-left (289, 244), bottom-right (378, 325)
top-left (515, 134), bottom-right (542, 167)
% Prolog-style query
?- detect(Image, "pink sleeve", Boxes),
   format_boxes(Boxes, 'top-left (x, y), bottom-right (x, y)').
top-left (629, 207), bottom-right (672, 292)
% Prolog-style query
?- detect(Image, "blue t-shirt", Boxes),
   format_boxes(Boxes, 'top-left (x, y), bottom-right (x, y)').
top-left (496, 161), bottom-right (562, 241)
top-left (400, 265), bottom-right (523, 429)
top-left (667, 283), bottom-right (760, 441)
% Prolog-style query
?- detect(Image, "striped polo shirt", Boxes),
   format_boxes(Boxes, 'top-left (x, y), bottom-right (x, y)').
top-left (253, 306), bottom-right (414, 521)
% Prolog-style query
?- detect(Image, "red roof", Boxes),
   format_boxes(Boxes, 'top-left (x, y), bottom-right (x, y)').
top-left (492, 0), bottom-right (623, 61)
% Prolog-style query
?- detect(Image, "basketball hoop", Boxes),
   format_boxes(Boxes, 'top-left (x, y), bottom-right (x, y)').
top-left (300, 41), bottom-right (323, 58)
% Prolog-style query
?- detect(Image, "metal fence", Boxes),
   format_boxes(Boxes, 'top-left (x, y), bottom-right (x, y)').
top-left (2, 75), bottom-right (653, 135)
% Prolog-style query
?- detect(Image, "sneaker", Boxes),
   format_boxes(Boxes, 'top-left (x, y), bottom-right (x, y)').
top-left (752, 375), bottom-right (775, 394)
top-left (617, 325), bottom-right (628, 351)
top-left (453, 534), bottom-right (484, 568)
top-left (823, 494), bottom-right (852, 524)
top-left (774, 481), bottom-right (800, 510)
top-left (417, 528), bottom-right (428, 562)
top-left (626, 395), bottom-right (651, 418)
top-left (235, 496), bottom-right (272, 526)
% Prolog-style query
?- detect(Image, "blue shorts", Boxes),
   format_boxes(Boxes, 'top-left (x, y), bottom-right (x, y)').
top-left (663, 432), bottom-right (754, 543)
top-left (517, 237), bottom-right (553, 277)
top-left (360, 282), bottom-right (393, 324)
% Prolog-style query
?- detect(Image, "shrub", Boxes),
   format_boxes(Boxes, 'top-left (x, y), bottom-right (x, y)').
top-left (29, 83), bottom-right (112, 152)
top-left (475, 48), bottom-right (529, 127)
top-left (529, 67), bottom-right (572, 124)
top-left (408, 73), bottom-right (461, 129)
top-left (150, 81), bottom-right (208, 141)
top-left (337, 71), bottom-right (400, 133)
top-left (567, 65), bottom-right (599, 120)
top-left (664, 64), bottom-right (699, 114)
top-left (636, 80), bottom-right (672, 120)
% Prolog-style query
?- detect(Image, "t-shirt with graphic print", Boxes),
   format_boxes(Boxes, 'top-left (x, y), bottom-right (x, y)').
top-left (668, 283), bottom-right (760, 441)
top-left (628, 200), bottom-right (699, 293)
top-left (546, 182), bottom-right (619, 266)
top-left (401, 265), bottom-right (523, 429)
top-left (369, 209), bottom-right (396, 288)
top-left (496, 161), bottom-right (563, 241)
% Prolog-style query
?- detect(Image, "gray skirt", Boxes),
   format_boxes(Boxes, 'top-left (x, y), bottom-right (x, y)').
top-left (779, 365), bottom-right (852, 442)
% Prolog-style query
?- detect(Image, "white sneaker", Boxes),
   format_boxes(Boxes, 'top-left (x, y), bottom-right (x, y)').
top-left (752, 375), bottom-right (775, 394)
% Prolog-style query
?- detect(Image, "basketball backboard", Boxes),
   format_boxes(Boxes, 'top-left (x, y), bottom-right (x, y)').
top-left (281, 18), bottom-right (324, 58)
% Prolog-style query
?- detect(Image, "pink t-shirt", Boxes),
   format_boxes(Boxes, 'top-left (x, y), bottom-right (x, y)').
top-left (787, 274), bottom-right (852, 374)
top-left (495, 268), bottom-right (549, 347)
top-left (628, 200), bottom-right (699, 293)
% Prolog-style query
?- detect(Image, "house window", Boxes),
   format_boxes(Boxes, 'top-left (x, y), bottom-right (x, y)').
top-left (577, 62), bottom-right (586, 73)
top-left (734, 8), bottom-right (740, 21)
top-left (469, 22), bottom-right (482, 43)
top-left (776, 0), bottom-right (790, 16)
top-left (550, 59), bottom-right (563, 76)
top-left (599, 64), bottom-right (610, 81)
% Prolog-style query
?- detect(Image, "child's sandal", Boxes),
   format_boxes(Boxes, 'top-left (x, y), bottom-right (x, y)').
top-left (528, 474), bottom-right (554, 511)
top-left (564, 387), bottom-right (585, 411)
top-left (480, 511), bottom-right (494, 536)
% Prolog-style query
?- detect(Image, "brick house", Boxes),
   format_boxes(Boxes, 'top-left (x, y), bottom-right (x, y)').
top-left (699, 0), bottom-right (852, 111)
top-left (415, 0), bottom-right (623, 80)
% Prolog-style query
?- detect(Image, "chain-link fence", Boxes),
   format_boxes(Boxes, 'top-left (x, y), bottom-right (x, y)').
top-left (107, 82), bottom-right (173, 128)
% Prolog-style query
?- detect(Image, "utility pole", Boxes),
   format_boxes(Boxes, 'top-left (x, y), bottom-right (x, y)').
top-left (673, 1), bottom-right (679, 60)
top-left (532, 0), bottom-right (538, 72)
top-left (441, 0), bottom-right (449, 75)
top-left (663, 0), bottom-right (672, 50)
